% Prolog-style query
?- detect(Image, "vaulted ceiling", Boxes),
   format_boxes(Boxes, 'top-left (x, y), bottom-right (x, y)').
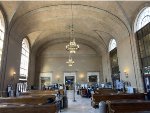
top-left (0, 1), bottom-right (147, 55)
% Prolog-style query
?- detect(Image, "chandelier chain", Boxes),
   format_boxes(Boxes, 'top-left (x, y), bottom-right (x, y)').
top-left (66, 3), bottom-right (80, 66)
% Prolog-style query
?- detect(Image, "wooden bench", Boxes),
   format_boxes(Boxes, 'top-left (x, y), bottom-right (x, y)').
top-left (0, 95), bottom-right (56, 105)
top-left (21, 89), bottom-right (65, 96)
top-left (106, 100), bottom-right (150, 113)
top-left (91, 93), bottom-right (145, 108)
top-left (80, 89), bottom-right (88, 97)
top-left (94, 89), bottom-right (116, 94)
top-left (0, 103), bottom-right (58, 113)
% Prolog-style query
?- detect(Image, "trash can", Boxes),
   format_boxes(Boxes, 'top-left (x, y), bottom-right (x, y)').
top-left (77, 90), bottom-right (79, 95)
top-left (99, 101), bottom-right (106, 113)
top-left (63, 96), bottom-right (68, 108)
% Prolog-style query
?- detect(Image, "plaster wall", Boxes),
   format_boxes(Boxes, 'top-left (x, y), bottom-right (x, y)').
top-left (34, 43), bottom-right (102, 88)
top-left (1, 38), bottom-right (21, 96)
top-left (117, 36), bottom-right (144, 92)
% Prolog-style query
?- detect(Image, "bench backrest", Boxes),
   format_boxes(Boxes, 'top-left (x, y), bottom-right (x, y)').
top-left (94, 89), bottom-right (116, 95)
top-left (0, 95), bottom-right (56, 105)
top-left (92, 93), bottom-right (145, 102)
top-left (106, 100), bottom-right (150, 113)
top-left (21, 89), bottom-right (64, 96)
top-left (0, 104), bottom-right (58, 113)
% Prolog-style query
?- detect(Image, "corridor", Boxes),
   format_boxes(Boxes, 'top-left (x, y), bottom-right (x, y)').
top-left (62, 90), bottom-right (99, 113)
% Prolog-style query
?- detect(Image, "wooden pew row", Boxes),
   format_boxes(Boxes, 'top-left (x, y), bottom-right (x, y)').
top-left (106, 100), bottom-right (150, 113)
top-left (94, 89), bottom-right (116, 95)
top-left (91, 93), bottom-right (145, 108)
top-left (0, 103), bottom-right (58, 113)
top-left (21, 89), bottom-right (65, 96)
top-left (20, 89), bottom-right (67, 109)
top-left (0, 95), bottom-right (59, 113)
top-left (0, 95), bottom-right (56, 105)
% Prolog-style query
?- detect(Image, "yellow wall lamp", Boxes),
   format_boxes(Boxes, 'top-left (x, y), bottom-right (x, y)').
top-left (124, 70), bottom-right (128, 78)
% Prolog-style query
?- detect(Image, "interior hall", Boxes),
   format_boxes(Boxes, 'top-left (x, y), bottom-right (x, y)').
top-left (0, 1), bottom-right (150, 113)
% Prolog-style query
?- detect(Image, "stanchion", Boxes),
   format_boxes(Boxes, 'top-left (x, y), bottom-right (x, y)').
top-left (73, 84), bottom-right (76, 102)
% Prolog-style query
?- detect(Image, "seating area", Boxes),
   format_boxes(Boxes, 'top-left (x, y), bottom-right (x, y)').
top-left (1, 88), bottom-right (150, 113)
top-left (94, 89), bottom-right (116, 95)
top-left (106, 100), bottom-right (150, 113)
top-left (88, 88), bottom-right (150, 113)
top-left (91, 92), bottom-right (146, 108)
top-left (78, 87), bottom-right (150, 113)
top-left (0, 103), bottom-right (57, 113)
top-left (0, 89), bottom-right (67, 113)
top-left (0, 95), bottom-right (56, 104)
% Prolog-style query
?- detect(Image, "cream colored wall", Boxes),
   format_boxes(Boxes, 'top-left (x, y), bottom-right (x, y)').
top-left (101, 35), bottom-right (144, 92)
top-left (117, 36), bottom-right (144, 92)
top-left (28, 53), bottom-right (36, 88)
top-left (1, 38), bottom-right (21, 96)
top-left (102, 52), bottom-right (112, 83)
top-left (34, 43), bottom-right (102, 88)
top-left (0, 35), bottom-right (144, 95)
top-left (130, 33), bottom-right (144, 92)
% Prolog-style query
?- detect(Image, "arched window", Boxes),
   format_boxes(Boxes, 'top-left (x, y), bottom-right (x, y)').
top-left (109, 39), bottom-right (119, 87)
top-left (135, 7), bottom-right (150, 32)
top-left (19, 38), bottom-right (29, 81)
top-left (109, 39), bottom-right (117, 52)
top-left (0, 11), bottom-right (5, 68)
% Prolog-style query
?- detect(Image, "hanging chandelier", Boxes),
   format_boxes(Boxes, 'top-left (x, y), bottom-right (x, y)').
top-left (66, 4), bottom-right (79, 54)
top-left (66, 38), bottom-right (79, 53)
top-left (66, 55), bottom-right (75, 66)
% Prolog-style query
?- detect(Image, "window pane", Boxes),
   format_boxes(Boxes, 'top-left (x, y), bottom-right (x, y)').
top-left (136, 7), bottom-right (150, 31)
top-left (0, 12), bottom-right (5, 69)
top-left (109, 39), bottom-right (117, 52)
top-left (20, 38), bottom-right (29, 81)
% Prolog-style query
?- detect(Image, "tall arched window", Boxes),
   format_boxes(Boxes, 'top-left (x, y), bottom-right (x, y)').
top-left (109, 39), bottom-right (117, 52)
top-left (109, 39), bottom-right (119, 87)
top-left (19, 38), bottom-right (29, 81)
top-left (135, 6), bottom-right (150, 92)
top-left (0, 11), bottom-right (5, 68)
top-left (135, 7), bottom-right (150, 32)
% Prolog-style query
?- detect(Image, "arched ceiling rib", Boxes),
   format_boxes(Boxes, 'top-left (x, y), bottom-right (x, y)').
top-left (9, 4), bottom-right (130, 39)
top-left (5, 3), bottom-right (131, 55)
top-left (36, 37), bottom-right (101, 57)
top-left (32, 32), bottom-right (106, 55)
top-left (1, 1), bottom-right (146, 55)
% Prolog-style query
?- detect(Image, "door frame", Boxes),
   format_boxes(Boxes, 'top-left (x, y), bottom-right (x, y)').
top-left (39, 72), bottom-right (52, 90)
top-left (87, 72), bottom-right (100, 83)
top-left (64, 72), bottom-right (76, 89)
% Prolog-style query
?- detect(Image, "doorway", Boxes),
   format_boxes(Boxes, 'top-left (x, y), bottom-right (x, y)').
top-left (39, 73), bottom-right (52, 90)
top-left (64, 72), bottom-right (76, 90)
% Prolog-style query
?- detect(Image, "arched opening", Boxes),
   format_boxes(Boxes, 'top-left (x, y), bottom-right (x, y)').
top-left (109, 39), bottom-right (120, 89)
top-left (18, 38), bottom-right (30, 93)
top-left (134, 7), bottom-right (150, 32)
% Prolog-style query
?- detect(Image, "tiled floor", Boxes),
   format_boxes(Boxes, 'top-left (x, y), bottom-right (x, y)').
top-left (61, 90), bottom-right (99, 113)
